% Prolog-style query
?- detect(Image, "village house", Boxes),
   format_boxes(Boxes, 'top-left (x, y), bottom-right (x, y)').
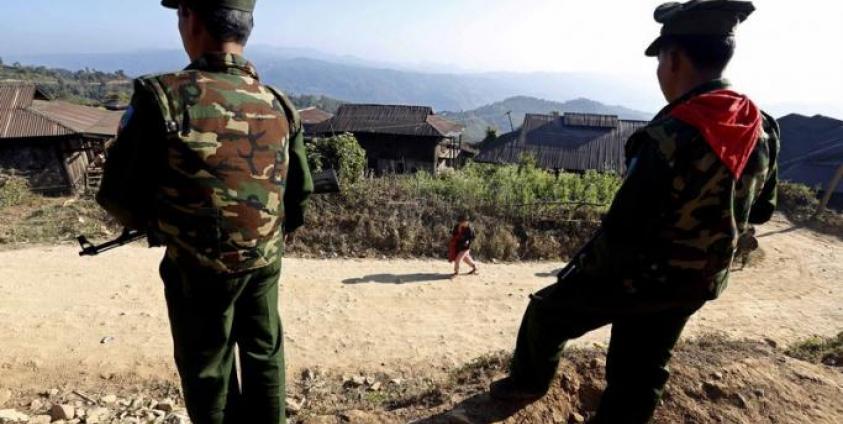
top-left (0, 82), bottom-right (122, 194)
top-left (309, 104), bottom-right (466, 174)
top-left (778, 114), bottom-right (843, 208)
top-left (475, 113), bottom-right (647, 174)
top-left (298, 106), bottom-right (333, 136)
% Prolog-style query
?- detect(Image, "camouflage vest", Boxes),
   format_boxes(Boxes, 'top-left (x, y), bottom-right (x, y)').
top-left (138, 53), bottom-right (301, 274)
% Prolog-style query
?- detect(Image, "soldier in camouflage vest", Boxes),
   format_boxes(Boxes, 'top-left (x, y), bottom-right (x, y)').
top-left (96, 1), bottom-right (313, 423)
top-left (490, 2), bottom-right (779, 423)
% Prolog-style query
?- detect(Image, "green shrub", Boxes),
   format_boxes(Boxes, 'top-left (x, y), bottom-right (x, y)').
top-left (307, 133), bottom-right (366, 186)
top-left (786, 332), bottom-right (843, 368)
top-left (0, 176), bottom-right (35, 209)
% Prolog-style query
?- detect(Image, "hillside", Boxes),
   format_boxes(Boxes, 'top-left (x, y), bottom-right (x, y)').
top-left (442, 96), bottom-right (653, 142)
top-left (0, 62), bottom-right (132, 106)
top-left (4, 49), bottom-right (662, 113)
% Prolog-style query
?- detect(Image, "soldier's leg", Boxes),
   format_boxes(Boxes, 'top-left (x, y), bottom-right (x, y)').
top-left (508, 275), bottom-right (614, 393)
top-left (592, 302), bottom-right (703, 424)
top-left (232, 262), bottom-right (286, 424)
top-left (160, 258), bottom-right (246, 424)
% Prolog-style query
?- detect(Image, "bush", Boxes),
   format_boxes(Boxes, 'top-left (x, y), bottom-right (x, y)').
top-left (0, 176), bottom-right (35, 209)
top-left (786, 332), bottom-right (843, 368)
top-left (778, 182), bottom-right (843, 239)
top-left (307, 133), bottom-right (366, 186)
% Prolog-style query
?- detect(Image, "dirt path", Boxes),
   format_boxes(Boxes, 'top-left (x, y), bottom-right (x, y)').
top-left (0, 216), bottom-right (841, 390)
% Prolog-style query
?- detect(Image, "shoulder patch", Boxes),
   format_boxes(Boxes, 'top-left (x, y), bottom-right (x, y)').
top-left (118, 106), bottom-right (135, 135)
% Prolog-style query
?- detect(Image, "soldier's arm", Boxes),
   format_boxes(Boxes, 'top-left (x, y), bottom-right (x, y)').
top-left (96, 84), bottom-right (165, 230)
top-left (283, 126), bottom-right (314, 234)
top-left (601, 132), bottom-right (674, 247)
top-left (749, 114), bottom-right (780, 224)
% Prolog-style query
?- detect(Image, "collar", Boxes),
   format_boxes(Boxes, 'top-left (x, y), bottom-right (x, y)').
top-left (186, 52), bottom-right (259, 79)
top-left (654, 79), bottom-right (732, 120)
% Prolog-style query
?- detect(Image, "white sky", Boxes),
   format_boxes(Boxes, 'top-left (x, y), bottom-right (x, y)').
top-left (1, 0), bottom-right (841, 113)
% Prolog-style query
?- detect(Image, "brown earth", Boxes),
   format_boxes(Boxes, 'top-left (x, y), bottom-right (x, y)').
top-left (0, 215), bottom-right (841, 423)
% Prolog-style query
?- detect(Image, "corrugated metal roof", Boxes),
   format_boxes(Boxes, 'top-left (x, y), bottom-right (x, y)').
top-left (311, 104), bottom-right (464, 138)
top-left (29, 100), bottom-right (121, 137)
top-left (779, 114), bottom-right (843, 193)
top-left (298, 107), bottom-right (333, 125)
top-left (0, 82), bottom-right (121, 140)
top-left (475, 113), bottom-right (647, 173)
top-left (0, 109), bottom-right (73, 138)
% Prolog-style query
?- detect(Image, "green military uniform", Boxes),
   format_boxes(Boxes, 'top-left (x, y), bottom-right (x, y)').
top-left (501, 2), bottom-right (779, 423)
top-left (97, 2), bottom-right (312, 423)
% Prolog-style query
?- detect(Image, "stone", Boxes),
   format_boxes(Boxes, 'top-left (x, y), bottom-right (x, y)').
top-left (0, 409), bottom-right (29, 423)
top-left (589, 358), bottom-right (606, 369)
top-left (285, 398), bottom-right (302, 415)
top-left (100, 395), bottom-right (117, 405)
top-left (84, 407), bottom-right (110, 424)
top-left (570, 412), bottom-right (586, 423)
top-left (0, 390), bottom-right (11, 408)
top-left (27, 401), bottom-right (43, 413)
top-left (50, 404), bottom-right (74, 421)
top-left (0, 410), bottom-right (23, 423)
top-left (26, 415), bottom-right (51, 424)
top-left (701, 381), bottom-right (729, 400)
top-left (154, 399), bottom-right (175, 413)
top-left (164, 412), bottom-right (190, 424)
top-left (369, 382), bottom-right (382, 392)
top-left (46, 390), bottom-right (58, 398)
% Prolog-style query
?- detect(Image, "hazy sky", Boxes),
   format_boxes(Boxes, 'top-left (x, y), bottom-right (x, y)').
top-left (1, 0), bottom-right (841, 112)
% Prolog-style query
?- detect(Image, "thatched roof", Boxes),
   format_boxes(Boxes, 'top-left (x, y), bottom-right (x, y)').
top-left (475, 113), bottom-right (647, 173)
top-left (310, 104), bottom-right (464, 138)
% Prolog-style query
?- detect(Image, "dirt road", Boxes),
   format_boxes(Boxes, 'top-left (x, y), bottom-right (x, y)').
top-left (0, 216), bottom-right (841, 390)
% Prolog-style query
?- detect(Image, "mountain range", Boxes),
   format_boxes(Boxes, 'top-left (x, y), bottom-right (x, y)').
top-left (2, 47), bottom-right (660, 115)
top-left (3, 46), bottom-right (838, 123)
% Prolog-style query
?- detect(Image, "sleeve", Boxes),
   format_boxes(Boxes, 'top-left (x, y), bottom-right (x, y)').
top-left (283, 126), bottom-right (314, 233)
top-left (96, 83), bottom-right (165, 231)
top-left (749, 115), bottom-right (780, 224)
top-left (601, 132), bottom-right (674, 249)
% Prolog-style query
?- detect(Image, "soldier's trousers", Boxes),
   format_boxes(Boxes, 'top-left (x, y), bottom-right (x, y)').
top-left (160, 257), bottom-right (286, 424)
top-left (510, 267), bottom-right (704, 424)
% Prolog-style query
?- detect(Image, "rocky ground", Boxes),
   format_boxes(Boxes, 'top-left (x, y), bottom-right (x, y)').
top-left (1, 337), bottom-right (842, 424)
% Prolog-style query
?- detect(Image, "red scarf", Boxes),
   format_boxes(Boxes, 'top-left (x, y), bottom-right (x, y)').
top-left (670, 89), bottom-right (763, 179)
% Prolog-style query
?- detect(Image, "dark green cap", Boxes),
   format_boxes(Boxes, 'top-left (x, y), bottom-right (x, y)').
top-left (161, 0), bottom-right (256, 12)
top-left (645, 0), bottom-right (755, 56)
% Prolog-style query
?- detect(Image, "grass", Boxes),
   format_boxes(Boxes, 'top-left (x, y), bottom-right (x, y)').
top-left (0, 176), bottom-right (118, 246)
top-left (785, 332), bottom-right (843, 368)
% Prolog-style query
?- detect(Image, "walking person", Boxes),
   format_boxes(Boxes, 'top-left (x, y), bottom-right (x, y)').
top-left (490, 1), bottom-right (780, 423)
top-left (96, 1), bottom-right (313, 422)
top-left (449, 214), bottom-right (478, 278)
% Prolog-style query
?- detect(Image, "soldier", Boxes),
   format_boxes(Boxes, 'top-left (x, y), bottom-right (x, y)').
top-left (490, 1), bottom-right (779, 423)
top-left (96, 1), bottom-right (313, 423)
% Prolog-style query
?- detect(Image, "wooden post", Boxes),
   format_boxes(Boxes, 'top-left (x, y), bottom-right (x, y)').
top-left (815, 163), bottom-right (843, 217)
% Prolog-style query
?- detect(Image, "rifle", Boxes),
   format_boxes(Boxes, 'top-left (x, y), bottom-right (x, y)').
top-left (78, 169), bottom-right (340, 257)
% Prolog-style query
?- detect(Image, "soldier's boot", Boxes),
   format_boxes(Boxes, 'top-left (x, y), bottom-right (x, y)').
top-left (489, 377), bottom-right (546, 402)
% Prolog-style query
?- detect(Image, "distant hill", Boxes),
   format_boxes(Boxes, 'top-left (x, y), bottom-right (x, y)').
top-left (443, 96), bottom-right (652, 142)
top-left (2, 48), bottom-right (661, 114)
top-left (0, 63), bottom-right (131, 106)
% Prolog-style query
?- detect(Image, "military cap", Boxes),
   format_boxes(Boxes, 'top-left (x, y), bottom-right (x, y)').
top-left (161, 0), bottom-right (256, 12)
top-left (645, 0), bottom-right (755, 56)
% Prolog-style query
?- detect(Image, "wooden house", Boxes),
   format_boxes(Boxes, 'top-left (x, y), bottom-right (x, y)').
top-left (0, 82), bottom-right (122, 194)
top-left (475, 113), bottom-right (647, 174)
top-left (309, 104), bottom-right (465, 174)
